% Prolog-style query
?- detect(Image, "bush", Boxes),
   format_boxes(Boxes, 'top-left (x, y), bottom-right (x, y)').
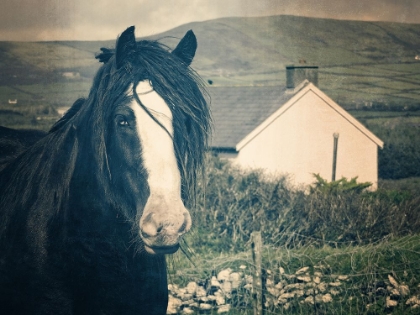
top-left (190, 155), bottom-right (420, 252)
top-left (310, 173), bottom-right (372, 193)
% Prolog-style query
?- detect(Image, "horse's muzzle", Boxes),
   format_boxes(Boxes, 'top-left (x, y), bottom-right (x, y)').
top-left (139, 196), bottom-right (191, 255)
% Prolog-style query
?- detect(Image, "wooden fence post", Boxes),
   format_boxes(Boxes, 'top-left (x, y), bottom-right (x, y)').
top-left (332, 132), bottom-right (339, 181)
top-left (251, 231), bottom-right (263, 315)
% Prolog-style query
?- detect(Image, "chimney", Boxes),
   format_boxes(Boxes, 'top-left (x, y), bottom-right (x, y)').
top-left (286, 65), bottom-right (319, 90)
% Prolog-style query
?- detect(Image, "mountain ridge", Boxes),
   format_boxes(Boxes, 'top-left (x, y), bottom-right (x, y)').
top-left (1, 15), bottom-right (420, 107)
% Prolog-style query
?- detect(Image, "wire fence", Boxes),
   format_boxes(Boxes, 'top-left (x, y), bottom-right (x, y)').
top-left (167, 234), bottom-right (420, 314)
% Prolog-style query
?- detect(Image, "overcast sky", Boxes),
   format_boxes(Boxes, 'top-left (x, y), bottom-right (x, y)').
top-left (1, 0), bottom-right (419, 41)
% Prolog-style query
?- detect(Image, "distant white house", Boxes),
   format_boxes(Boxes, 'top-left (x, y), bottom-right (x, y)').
top-left (56, 107), bottom-right (69, 117)
top-left (209, 66), bottom-right (384, 189)
top-left (62, 72), bottom-right (80, 79)
top-left (8, 99), bottom-right (17, 105)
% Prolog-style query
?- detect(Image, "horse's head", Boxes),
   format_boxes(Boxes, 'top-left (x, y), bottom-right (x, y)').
top-left (90, 26), bottom-right (209, 255)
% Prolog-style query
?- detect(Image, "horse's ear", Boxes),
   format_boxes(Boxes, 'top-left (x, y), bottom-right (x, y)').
top-left (116, 26), bottom-right (136, 69)
top-left (172, 30), bottom-right (197, 66)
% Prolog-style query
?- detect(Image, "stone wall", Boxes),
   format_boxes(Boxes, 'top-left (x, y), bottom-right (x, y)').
top-left (167, 265), bottom-right (420, 314)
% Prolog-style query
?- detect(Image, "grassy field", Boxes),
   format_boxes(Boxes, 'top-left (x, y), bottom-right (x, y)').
top-left (318, 63), bottom-right (420, 108)
top-left (0, 80), bottom-right (92, 131)
top-left (3, 60), bottom-right (420, 111)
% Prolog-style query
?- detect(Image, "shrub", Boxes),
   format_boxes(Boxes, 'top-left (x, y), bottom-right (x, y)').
top-left (191, 155), bottom-right (420, 252)
top-left (310, 173), bottom-right (372, 193)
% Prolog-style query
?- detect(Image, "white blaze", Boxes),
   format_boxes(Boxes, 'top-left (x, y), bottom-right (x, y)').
top-left (130, 80), bottom-right (181, 198)
top-left (130, 81), bottom-right (191, 253)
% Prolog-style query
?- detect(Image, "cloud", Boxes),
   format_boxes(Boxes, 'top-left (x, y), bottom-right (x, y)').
top-left (0, 0), bottom-right (419, 41)
top-left (0, 0), bottom-right (75, 30)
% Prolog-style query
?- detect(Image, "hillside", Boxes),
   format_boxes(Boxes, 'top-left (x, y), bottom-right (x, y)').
top-left (1, 15), bottom-right (420, 109)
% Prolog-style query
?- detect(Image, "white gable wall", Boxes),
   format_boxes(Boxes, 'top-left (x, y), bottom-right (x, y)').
top-left (233, 88), bottom-right (380, 189)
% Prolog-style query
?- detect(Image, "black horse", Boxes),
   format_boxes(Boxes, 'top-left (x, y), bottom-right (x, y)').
top-left (0, 26), bottom-right (210, 314)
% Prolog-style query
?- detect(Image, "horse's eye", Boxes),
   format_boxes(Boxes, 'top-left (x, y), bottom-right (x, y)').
top-left (116, 115), bottom-right (129, 127)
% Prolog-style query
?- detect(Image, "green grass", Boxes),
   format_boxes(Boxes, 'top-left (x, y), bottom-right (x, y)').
top-left (0, 111), bottom-right (57, 131)
top-left (0, 81), bottom-right (91, 106)
top-left (318, 63), bottom-right (420, 107)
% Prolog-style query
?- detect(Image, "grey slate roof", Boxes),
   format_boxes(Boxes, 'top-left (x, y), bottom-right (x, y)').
top-left (208, 85), bottom-right (296, 150)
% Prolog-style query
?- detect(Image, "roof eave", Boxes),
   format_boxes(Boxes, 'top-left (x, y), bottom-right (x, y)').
top-left (210, 147), bottom-right (238, 154)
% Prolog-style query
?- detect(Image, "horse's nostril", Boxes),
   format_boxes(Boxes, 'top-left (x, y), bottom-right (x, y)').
top-left (140, 229), bottom-right (152, 239)
top-left (179, 212), bottom-right (192, 235)
top-left (141, 220), bottom-right (159, 239)
top-left (178, 222), bottom-right (186, 234)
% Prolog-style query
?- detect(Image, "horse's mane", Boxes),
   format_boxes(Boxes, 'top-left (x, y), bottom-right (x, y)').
top-left (0, 34), bottom-right (211, 253)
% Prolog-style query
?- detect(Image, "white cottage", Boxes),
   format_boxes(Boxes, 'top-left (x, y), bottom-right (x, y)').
top-left (209, 66), bottom-right (384, 189)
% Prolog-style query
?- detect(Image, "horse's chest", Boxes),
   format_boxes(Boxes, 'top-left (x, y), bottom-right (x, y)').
top-left (49, 238), bottom-right (168, 314)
